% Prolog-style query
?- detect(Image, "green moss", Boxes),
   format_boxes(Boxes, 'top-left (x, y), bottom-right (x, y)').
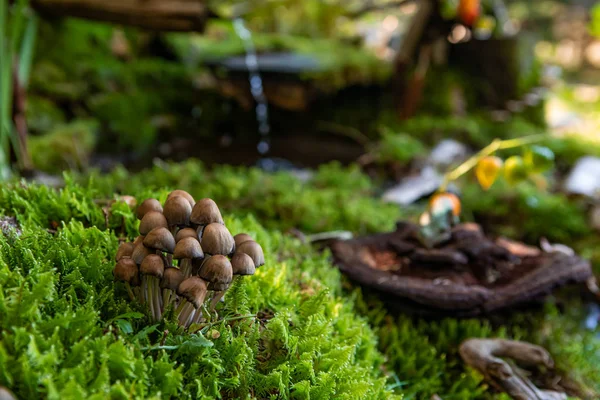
top-left (26, 96), bottom-right (66, 134)
top-left (29, 120), bottom-right (98, 173)
top-left (1, 162), bottom-right (599, 399)
top-left (0, 183), bottom-right (398, 399)
top-left (369, 129), bottom-right (427, 165)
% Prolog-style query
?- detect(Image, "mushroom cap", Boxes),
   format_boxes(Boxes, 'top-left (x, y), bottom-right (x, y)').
top-left (144, 227), bottom-right (176, 253)
top-left (115, 242), bottom-right (134, 261)
top-left (139, 211), bottom-right (168, 235)
top-left (167, 190), bottom-right (195, 207)
top-left (140, 254), bottom-right (165, 278)
top-left (163, 195), bottom-right (192, 227)
top-left (174, 237), bottom-right (204, 260)
top-left (132, 243), bottom-right (153, 265)
top-left (114, 258), bottom-right (140, 286)
top-left (201, 223), bottom-right (235, 255)
top-left (160, 267), bottom-right (184, 291)
top-left (190, 198), bottom-right (223, 226)
top-left (231, 252), bottom-right (256, 276)
top-left (234, 233), bottom-right (253, 248)
top-left (198, 255), bottom-right (232, 291)
top-left (236, 240), bottom-right (265, 267)
top-left (136, 198), bottom-right (163, 220)
top-left (133, 235), bottom-right (145, 247)
top-left (177, 276), bottom-right (208, 308)
top-left (175, 227), bottom-right (198, 243)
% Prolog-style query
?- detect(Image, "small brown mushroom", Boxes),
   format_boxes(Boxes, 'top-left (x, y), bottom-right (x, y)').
top-left (132, 243), bottom-right (154, 265)
top-left (199, 255), bottom-right (233, 291)
top-left (175, 227), bottom-right (198, 243)
top-left (163, 195), bottom-right (192, 229)
top-left (115, 242), bottom-right (134, 261)
top-left (133, 235), bottom-right (145, 247)
top-left (167, 190), bottom-right (195, 207)
top-left (190, 198), bottom-right (224, 226)
top-left (160, 266), bottom-right (184, 310)
top-left (201, 223), bottom-right (235, 255)
top-left (144, 227), bottom-right (176, 254)
top-left (114, 258), bottom-right (140, 301)
top-left (236, 240), bottom-right (265, 267)
top-left (231, 252), bottom-right (255, 276)
top-left (176, 276), bottom-right (208, 327)
top-left (174, 237), bottom-right (204, 279)
top-left (199, 255), bottom-right (233, 312)
top-left (136, 198), bottom-right (163, 220)
top-left (139, 211), bottom-right (168, 235)
top-left (140, 254), bottom-right (165, 320)
top-left (234, 233), bottom-right (253, 248)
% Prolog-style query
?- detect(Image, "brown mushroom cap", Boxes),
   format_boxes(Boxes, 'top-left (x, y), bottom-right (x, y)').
top-left (116, 242), bottom-right (134, 261)
top-left (144, 227), bottom-right (176, 253)
top-left (167, 190), bottom-right (195, 207)
top-left (236, 240), bottom-right (265, 267)
top-left (177, 276), bottom-right (208, 308)
top-left (133, 235), bottom-right (145, 247)
top-left (234, 233), bottom-right (253, 248)
top-left (163, 195), bottom-right (192, 227)
top-left (140, 254), bottom-right (165, 278)
top-left (114, 258), bottom-right (140, 286)
top-left (174, 237), bottom-right (204, 260)
top-left (132, 243), bottom-right (154, 265)
top-left (160, 267), bottom-right (184, 291)
top-left (175, 227), bottom-right (198, 243)
top-left (198, 255), bottom-right (233, 291)
top-left (190, 198), bottom-right (224, 226)
top-left (136, 198), bottom-right (163, 220)
top-left (201, 223), bottom-right (235, 255)
top-left (139, 211), bottom-right (168, 235)
top-left (231, 252), bottom-right (256, 276)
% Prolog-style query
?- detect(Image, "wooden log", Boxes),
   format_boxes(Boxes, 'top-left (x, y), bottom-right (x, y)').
top-left (31, 0), bottom-right (209, 32)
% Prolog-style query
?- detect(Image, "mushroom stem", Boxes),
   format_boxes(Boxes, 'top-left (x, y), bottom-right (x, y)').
top-left (125, 283), bottom-right (135, 301)
top-left (180, 258), bottom-right (192, 279)
top-left (162, 288), bottom-right (172, 310)
top-left (150, 277), bottom-right (162, 320)
top-left (141, 276), bottom-right (148, 304)
top-left (145, 276), bottom-right (156, 319)
top-left (209, 291), bottom-right (225, 312)
top-left (178, 302), bottom-right (195, 326)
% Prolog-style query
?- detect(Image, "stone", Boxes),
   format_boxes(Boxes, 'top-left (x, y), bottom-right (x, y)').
top-left (563, 156), bottom-right (600, 198)
top-left (381, 166), bottom-right (443, 205)
top-left (427, 139), bottom-right (469, 169)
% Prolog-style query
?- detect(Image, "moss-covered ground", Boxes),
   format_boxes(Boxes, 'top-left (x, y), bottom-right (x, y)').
top-left (1, 159), bottom-right (599, 399)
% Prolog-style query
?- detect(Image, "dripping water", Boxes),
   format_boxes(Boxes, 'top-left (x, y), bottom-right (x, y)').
top-left (232, 18), bottom-right (271, 155)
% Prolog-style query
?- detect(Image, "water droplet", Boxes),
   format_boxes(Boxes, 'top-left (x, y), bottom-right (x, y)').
top-left (256, 104), bottom-right (268, 118)
top-left (257, 140), bottom-right (270, 154)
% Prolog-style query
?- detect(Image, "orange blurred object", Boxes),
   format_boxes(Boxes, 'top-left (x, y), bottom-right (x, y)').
top-left (429, 192), bottom-right (461, 217)
top-left (457, 0), bottom-right (480, 26)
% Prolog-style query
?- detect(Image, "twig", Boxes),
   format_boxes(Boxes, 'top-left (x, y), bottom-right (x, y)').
top-left (439, 134), bottom-right (549, 192)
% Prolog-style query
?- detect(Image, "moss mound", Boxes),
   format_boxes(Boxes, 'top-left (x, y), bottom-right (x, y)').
top-left (1, 162), bottom-right (599, 399)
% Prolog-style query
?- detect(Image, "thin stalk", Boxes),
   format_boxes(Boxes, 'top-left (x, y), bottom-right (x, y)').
top-left (209, 291), bottom-right (225, 312)
top-left (125, 283), bottom-right (135, 302)
top-left (180, 258), bottom-right (192, 279)
top-left (151, 277), bottom-right (162, 320)
top-left (17, 13), bottom-right (36, 89)
top-left (438, 134), bottom-right (548, 192)
top-left (178, 302), bottom-right (194, 326)
top-left (146, 277), bottom-right (156, 320)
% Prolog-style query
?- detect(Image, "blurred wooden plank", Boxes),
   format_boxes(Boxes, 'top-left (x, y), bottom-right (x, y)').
top-left (31, 0), bottom-right (209, 31)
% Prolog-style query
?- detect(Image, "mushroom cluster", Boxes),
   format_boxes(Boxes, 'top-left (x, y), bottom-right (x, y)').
top-left (113, 190), bottom-right (264, 328)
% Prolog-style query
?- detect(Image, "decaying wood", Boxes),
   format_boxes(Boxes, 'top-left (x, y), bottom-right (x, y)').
top-left (459, 339), bottom-right (566, 400)
top-left (31, 0), bottom-right (209, 32)
top-left (329, 222), bottom-right (592, 314)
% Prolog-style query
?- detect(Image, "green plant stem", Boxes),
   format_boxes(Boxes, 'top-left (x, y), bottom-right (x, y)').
top-left (198, 314), bottom-right (256, 334)
top-left (438, 134), bottom-right (548, 192)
